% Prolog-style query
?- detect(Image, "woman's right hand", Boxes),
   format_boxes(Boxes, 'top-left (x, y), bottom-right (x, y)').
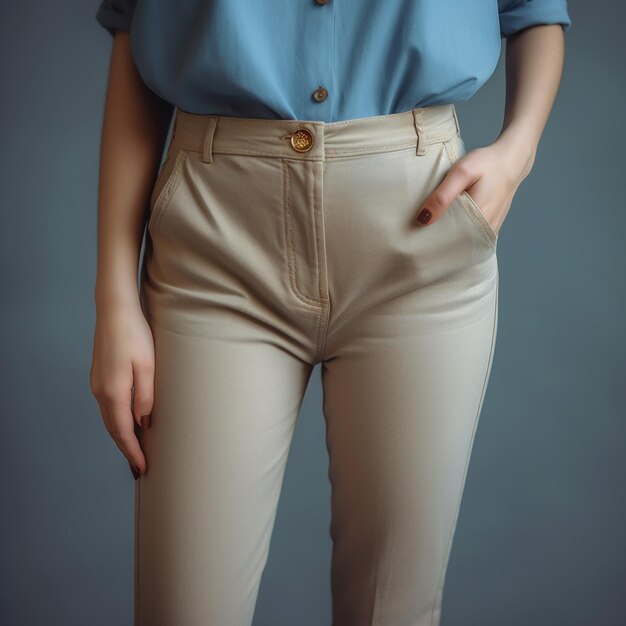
top-left (90, 303), bottom-right (155, 480)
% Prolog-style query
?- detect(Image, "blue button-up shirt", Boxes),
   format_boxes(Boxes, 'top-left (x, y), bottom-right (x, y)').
top-left (96, 0), bottom-right (571, 122)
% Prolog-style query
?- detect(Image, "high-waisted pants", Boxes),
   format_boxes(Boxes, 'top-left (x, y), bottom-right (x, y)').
top-left (136, 103), bottom-right (499, 626)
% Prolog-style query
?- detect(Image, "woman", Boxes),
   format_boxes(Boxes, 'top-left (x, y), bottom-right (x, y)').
top-left (90, 1), bottom-right (571, 624)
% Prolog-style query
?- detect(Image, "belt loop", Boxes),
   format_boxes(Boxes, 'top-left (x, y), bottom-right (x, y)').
top-left (202, 116), bottom-right (218, 163)
top-left (451, 104), bottom-right (461, 137)
top-left (412, 108), bottom-right (426, 156)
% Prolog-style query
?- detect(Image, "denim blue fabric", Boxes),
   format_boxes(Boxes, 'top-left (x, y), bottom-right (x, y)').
top-left (96, 0), bottom-right (571, 121)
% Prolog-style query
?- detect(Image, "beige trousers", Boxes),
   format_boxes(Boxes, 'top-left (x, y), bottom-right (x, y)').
top-left (137, 103), bottom-right (499, 626)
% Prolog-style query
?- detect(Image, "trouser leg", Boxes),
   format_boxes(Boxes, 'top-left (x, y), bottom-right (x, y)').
top-left (135, 319), bottom-right (314, 626)
top-left (321, 285), bottom-right (498, 625)
top-left (320, 143), bottom-right (499, 626)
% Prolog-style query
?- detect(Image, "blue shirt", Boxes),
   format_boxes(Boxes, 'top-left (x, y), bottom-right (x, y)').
top-left (96, 0), bottom-right (571, 122)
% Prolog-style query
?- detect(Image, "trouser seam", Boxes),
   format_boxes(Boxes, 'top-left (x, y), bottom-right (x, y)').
top-left (428, 278), bottom-right (499, 626)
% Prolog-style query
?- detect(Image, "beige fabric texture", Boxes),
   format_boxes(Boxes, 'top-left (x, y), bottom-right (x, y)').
top-left (136, 102), bottom-right (499, 626)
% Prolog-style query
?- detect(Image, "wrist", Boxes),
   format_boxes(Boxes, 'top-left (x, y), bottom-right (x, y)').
top-left (495, 124), bottom-right (538, 181)
top-left (95, 281), bottom-right (142, 316)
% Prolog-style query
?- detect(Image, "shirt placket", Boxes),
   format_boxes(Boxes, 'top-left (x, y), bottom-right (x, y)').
top-left (302, 0), bottom-right (336, 122)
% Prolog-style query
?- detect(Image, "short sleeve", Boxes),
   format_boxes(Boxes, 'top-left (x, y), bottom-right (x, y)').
top-left (498, 0), bottom-right (572, 38)
top-left (95, 0), bottom-right (137, 38)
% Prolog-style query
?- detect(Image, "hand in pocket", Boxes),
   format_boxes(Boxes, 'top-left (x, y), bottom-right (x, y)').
top-left (415, 133), bottom-right (537, 237)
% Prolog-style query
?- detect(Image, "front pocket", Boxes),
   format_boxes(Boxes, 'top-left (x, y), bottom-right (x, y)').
top-left (458, 189), bottom-right (498, 249)
top-left (147, 148), bottom-right (189, 233)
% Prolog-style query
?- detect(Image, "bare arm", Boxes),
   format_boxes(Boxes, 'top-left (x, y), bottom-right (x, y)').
top-left (416, 23), bottom-right (566, 233)
top-left (500, 23), bottom-right (566, 175)
top-left (90, 31), bottom-right (173, 479)
top-left (95, 31), bottom-right (172, 309)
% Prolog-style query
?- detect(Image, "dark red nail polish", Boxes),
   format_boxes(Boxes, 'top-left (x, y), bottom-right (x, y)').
top-left (417, 208), bottom-right (432, 224)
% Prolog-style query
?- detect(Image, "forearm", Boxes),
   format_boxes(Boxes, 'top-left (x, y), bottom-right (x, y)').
top-left (497, 23), bottom-right (566, 172)
top-left (94, 31), bottom-right (173, 312)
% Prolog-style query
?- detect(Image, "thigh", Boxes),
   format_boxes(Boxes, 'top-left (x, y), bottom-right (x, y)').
top-left (321, 282), bottom-right (498, 625)
top-left (134, 317), bottom-right (313, 626)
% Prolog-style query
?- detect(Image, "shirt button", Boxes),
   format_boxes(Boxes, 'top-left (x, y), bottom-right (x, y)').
top-left (315, 0), bottom-right (330, 4)
top-left (313, 86), bottom-right (328, 102)
top-left (290, 128), bottom-right (314, 152)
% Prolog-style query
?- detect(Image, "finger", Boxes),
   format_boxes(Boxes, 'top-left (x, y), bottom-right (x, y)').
top-left (132, 356), bottom-right (155, 429)
top-left (99, 401), bottom-right (141, 479)
top-left (97, 393), bottom-right (145, 479)
top-left (106, 389), bottom-right (148, 477)
top-left (415, 160), bottom-right (476, 226)
top-left (127, 458), bottom-right (141, 480)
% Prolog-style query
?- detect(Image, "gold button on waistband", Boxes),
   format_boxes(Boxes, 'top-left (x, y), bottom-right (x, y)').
top-left (290, 128), bottom-right (314, 152)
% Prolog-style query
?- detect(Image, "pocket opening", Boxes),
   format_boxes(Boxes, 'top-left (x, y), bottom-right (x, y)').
top-left (459, 190), bottom-right (498, 249)
top-left (147, 149), bottom-right (189, 233)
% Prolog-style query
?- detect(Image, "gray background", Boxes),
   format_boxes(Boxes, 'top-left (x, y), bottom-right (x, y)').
top-left (2, 1), bottom-right (624, 625)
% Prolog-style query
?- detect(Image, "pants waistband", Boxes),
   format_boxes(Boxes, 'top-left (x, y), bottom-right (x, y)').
top-left (168, 103), bottom-right (462, 162)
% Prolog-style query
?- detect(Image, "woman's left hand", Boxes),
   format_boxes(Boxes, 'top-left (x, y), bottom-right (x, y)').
top-left (415, 132), bottom-right (537, 236)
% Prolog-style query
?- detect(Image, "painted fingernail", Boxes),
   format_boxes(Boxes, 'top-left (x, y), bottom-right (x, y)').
top-left (417, 208), bottom-right (432, 224)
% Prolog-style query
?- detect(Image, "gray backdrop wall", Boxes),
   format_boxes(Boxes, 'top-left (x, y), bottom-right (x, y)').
top-left (1, 1), bottom-right (624, 625)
